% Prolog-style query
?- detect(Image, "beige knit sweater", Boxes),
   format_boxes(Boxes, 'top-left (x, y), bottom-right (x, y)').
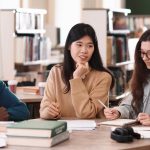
top-left (40, 65), bottom-right (112, 119)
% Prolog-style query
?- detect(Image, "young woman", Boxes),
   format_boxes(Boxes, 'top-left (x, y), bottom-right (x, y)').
top-left (104, 29), bottom-right (150, 126)
top-left (0, 80), bottom-right (30, 121)
top-left (40, 23), bottom-right (114, 119)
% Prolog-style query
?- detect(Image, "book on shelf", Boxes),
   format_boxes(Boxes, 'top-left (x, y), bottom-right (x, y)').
top-left (107, 36), bottom-right (114, 66)
top-left (7, 119), bottom-right (67, 138)
top-left (7, 130), bottom-right (70, 147)
top-left (108, 66), bottom-right (125, 96)
top-left (17, 86), bottom-right (39, 95)
top-left (99, 119), bottom-right (139, 127)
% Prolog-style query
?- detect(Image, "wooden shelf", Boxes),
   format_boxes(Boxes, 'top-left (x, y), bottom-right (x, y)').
top-left (16, 8), bottom-right (47, 14)
top-left (110, 91), bottom-right (130, 101)
top-left (23, 55), bottom-right (64, 66)
top-left (108, 30), bottom-right (130, 35)
top-left (16, 29), bottom-right (46, 34)
top-left (108, 61), bottom-right (134, 67)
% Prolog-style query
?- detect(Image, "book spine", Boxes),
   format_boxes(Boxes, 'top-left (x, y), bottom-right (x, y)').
top-left (51, 122), bottom-right (67, 137)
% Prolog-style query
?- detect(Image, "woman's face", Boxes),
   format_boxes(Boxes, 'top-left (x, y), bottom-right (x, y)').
top-left (141, 41), bottom-right (150, 69)
top-left (70, 35), bottom-right (94, 64)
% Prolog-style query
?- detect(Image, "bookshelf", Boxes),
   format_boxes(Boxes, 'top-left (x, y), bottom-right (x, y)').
top-left (128, 15), bottom-right (150, 33)
top-left (0, 8), bottom-right (60, 82)
top-left (15, 8), bottom-right (46, 35)
top-left (82, 8), bottom-right (131, 103)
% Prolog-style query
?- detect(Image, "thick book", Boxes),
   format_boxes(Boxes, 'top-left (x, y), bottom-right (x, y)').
top-left (7, 119), bottom-right (67, 138)
top-left (7, 130), bottom-right (69, 147)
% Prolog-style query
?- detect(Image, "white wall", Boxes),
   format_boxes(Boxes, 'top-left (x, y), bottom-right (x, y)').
top-left (0, 0), bottom-right (19, 8)
top-left (102, 0), bottom-right (125, 9)
top-left (0, 0), bottom-right (19, 80)
top-left (82, 0), bottom-right (125, 9)
top-left (55, 0), bottom-right (82, 46)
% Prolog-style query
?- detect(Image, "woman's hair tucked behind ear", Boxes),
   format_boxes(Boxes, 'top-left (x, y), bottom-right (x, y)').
top-left (61, 23), bottom-right (114, 93)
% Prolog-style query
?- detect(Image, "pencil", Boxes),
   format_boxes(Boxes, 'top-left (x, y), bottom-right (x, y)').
top-left (98, 99), bottom-right (108, 109)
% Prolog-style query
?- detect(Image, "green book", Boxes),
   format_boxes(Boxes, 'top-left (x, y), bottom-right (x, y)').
top-left (7, 131), bottom-right (70, 147)
top-left (7, 119), bottom-right (67, 138)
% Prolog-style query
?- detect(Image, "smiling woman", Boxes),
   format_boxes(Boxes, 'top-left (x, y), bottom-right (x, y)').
top-left (104, 29), bottom-right (150, 126)
top-left (40, 23), bottom-right (114, 120)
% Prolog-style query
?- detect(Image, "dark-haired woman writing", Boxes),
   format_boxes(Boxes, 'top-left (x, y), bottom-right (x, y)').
top-left (104, 29), bottom-right (150, 126)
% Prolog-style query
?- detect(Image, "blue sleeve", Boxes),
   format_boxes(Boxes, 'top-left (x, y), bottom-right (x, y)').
top-left (0, 81), bottom-right (30, 121)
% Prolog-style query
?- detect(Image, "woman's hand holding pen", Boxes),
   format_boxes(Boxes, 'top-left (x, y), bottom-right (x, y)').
top-left (137, 113), bottom-right (150, 126)
top-left (104, 108), bottom-right (120, 120)
top-left (47, 102), bottom-right (61, 119)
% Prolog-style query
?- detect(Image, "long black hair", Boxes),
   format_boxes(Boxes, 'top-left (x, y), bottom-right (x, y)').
top-left (62, 23), bottom-right (114, 93)
top-left (130, 29), bottom-right (150, 114)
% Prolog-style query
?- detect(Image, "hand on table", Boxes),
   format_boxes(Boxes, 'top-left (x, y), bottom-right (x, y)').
top-left (0, 107), bottom-right (9, 121)
top-left (47, 102), bottom-right (61, 119)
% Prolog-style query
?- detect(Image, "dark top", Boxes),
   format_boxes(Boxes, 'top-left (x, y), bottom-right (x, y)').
top-left (0, 81), bottom-right (30, 121)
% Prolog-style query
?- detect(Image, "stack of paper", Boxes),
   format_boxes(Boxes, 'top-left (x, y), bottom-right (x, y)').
top-left (132, 127), bottom-right (150, 139)
top-left (111, 126), bottom-right (150, 139)
top-left (0, 133), bottom-right (7, 147)
top-left (59, 120), bottom-right (96, 131)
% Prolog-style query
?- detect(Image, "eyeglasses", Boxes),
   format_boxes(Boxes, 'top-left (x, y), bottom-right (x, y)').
top-left (140, 50), bottom-right (150, 59)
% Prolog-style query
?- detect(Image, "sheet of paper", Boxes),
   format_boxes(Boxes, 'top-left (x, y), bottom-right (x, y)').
top-left (0, 133), bottom-right (7, 147)
top-left (59, 120), bottom-right (96, 131)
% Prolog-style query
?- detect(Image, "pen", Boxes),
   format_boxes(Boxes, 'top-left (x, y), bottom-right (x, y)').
top-left (98, 99), bottom-right (108, 109)
top-left (98, 99), bottom-right (113, 115)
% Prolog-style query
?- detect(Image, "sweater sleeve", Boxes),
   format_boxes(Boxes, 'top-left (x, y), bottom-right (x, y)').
top-left (40, 67), bottom-right (58, 119)
top-left (69, 72), bottom-right (112, 119)
top-left (115, 93), bottom-right (136, 119)
top-left (0, 81), bottom-right (30, 121)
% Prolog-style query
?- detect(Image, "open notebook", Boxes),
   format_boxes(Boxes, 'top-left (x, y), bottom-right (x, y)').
top-left (98, 119), bottom-right (139, 127)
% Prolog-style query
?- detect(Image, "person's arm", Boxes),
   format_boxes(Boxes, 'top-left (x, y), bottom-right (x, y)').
top-left (0, 81), bottom-right (30, 121)
top-left (40, 68), bottom-right (61, 120)
top-left (0, 107), bottom-right (9, 121)
top-left (69, 71), bottom-right (112, 119)
top-left (114, 93), bottom-right (136, 119)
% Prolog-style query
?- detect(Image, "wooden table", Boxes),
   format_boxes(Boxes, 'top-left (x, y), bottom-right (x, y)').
top-left (4, 124), bottom-right (150, 150)
top-left (16, 93), bottom-right (43, 119)
top-left (16, 93), bottom-right (43, 103)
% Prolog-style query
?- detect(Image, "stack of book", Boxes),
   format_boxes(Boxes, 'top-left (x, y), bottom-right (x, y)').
top-left (6, 119), bottom-right (69, 147)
